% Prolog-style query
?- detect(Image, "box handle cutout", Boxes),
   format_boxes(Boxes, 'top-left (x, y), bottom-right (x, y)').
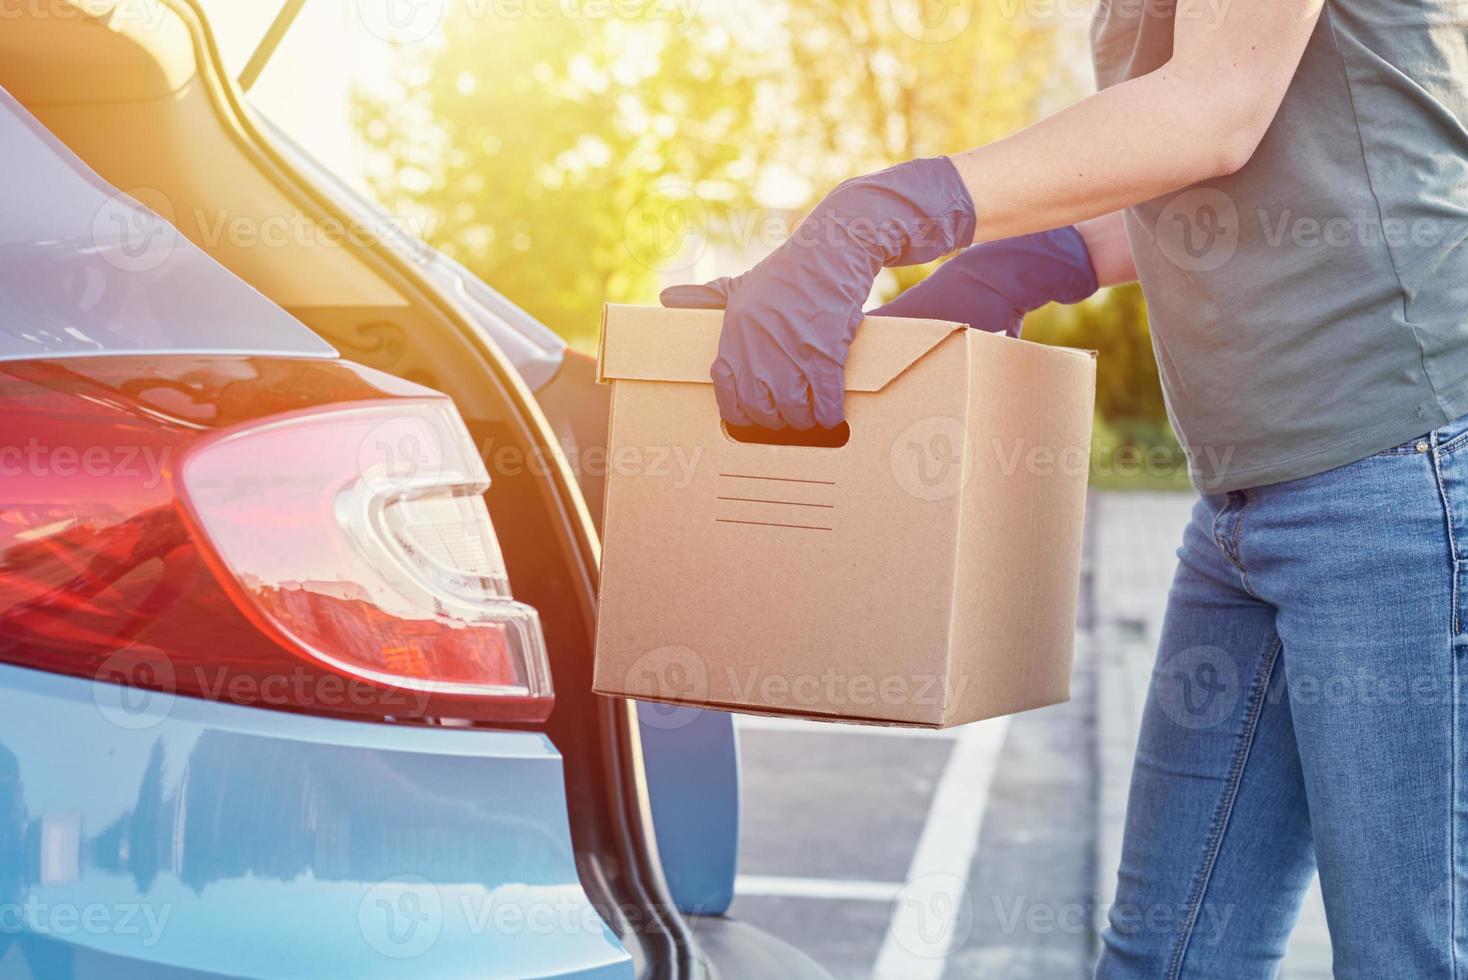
top-left (722, 420), bottom-right (851, 449)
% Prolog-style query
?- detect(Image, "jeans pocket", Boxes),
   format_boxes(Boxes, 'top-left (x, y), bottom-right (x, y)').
top-left (1427, 437), bottom-right (1468, 635)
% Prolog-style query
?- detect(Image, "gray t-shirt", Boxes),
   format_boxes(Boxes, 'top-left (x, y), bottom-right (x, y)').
top-left (1091, 0), bottom-right (1468, 491)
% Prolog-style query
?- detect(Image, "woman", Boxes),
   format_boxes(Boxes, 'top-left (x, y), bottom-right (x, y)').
top-left (663, 0), bottom-right (1468, 976)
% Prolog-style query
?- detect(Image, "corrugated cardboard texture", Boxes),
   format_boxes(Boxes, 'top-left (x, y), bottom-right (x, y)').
top-left (593, 305), bottom-right (1095, 728)
top-left (942, 329), bottom-right (1097, 725)
top-left (598, 304), bottom-right (962, 391)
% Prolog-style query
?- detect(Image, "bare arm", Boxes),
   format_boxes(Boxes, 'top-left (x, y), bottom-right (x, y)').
top-left (950, 0), bottom-right (1324, 243)
top-left (1077, 211), bottom-right (1137, 287)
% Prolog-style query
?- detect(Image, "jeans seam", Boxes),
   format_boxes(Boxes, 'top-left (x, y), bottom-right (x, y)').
top-left (1429, 437), bottom-right (1463, 978)
top-left (1440, 429), bottom-right (1468, 458)
top-left (1233, 492), bottom-right (1255, 596)
top-left (1455, 625), bottom-right (1462, 980)
top-left (1231, 492), bottom-right (1248, 559)
top-left (1432, 441), bottom-right (1462, 635)
top-left (1211, 492), bottom-right (1259, 598)
top-left (1164, 634), bottom-right (1282, 980)
top-left (1379, 431), bottom-right (1468, 457)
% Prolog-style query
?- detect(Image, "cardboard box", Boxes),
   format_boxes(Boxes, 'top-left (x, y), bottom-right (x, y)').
top-left (591, 304), bottom-right (1096, 728)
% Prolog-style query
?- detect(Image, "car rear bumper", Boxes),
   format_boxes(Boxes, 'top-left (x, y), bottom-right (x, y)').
top-left (0, 662), bottom-right (633, 979)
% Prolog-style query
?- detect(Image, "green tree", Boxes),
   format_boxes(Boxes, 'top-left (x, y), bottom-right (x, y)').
top-left (737, 1), bottom-right (1075, 296)
top-left (1027, 284), bottom-right (1184, 484)
top-left (356, 1), bottom-right (1073, 337)
top-left (356, 7), bottom-right (768, 344)
top-left (357, 2), bottom-right (1179, 481)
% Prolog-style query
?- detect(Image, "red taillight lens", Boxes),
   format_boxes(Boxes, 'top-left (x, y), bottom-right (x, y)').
top-left (179, 401), bottom-right (552, 715)
top-left (0, 357), bottom-right (553, 724)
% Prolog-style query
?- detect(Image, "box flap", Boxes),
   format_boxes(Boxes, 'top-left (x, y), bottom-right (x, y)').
top-left (597, 304), bottom-right (965, 392)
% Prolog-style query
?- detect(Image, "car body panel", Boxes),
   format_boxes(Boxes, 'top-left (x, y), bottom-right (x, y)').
top-left (0, 662), bottom-right (634, 980)
top-left (637, 706), bottom-right (739, 917)
top-left (0, 2), bottom-right (795, 972)
top-left (534, 352), bottom-right (743, 918)
top-left (260, 119), bottom-right (567, 392)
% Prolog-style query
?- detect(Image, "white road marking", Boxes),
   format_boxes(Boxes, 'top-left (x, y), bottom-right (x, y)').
top-left (735, 875), bottom-right (904, 902)
top-left (734, 714), bottom-right (959, 740)
top-left (871, 715), bottom-right (1012, 980)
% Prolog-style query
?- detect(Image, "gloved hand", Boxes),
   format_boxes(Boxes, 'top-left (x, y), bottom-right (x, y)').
top-left (872, 226), bottom-right (1099, 337)
top-left (660, 157), bottom-right (976, 430)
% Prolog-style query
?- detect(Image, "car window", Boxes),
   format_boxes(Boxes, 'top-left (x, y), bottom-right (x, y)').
top-left (0, 85), bottom-right (335, 361)
top-left (191, 1), bottom-right (289, 78)
top-left (220, 0), bottom-right (567, 387)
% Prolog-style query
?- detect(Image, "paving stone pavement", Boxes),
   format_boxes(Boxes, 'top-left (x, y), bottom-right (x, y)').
top-left (728, 491), bottom-right (1334, 978)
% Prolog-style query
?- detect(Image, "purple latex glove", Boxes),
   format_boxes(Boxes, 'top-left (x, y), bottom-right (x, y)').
top-left (660, 157), bottom-right (976, 430)
top-left (871, 225), bottom-right (1099, 337)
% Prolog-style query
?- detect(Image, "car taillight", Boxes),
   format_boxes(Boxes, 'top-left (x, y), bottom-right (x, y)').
top-left (179, 401), bottom-right (553, 714)
top-left (0, 356), bottom-right (554, 724)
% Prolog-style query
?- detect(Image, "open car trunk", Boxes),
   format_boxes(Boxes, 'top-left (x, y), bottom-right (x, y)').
top-left (0, 2), bottom-right (693, 975)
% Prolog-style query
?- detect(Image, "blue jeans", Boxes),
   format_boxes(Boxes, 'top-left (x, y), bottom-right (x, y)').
top-left (1095, 414), bottom-right (1468, 979)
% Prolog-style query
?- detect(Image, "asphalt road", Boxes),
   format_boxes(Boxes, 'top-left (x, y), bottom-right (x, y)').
top-left (723, 492), bottom-right (1331, 979)
top-left (725, 619), bottom-right (1098, 978)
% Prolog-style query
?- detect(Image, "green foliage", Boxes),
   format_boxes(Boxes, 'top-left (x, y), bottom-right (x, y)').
top-left (1026, 283), bottom-right (1187, 484)
top-left (356, 2), bottom-right (1068, 344)
top-left (355, 8), bottom-right (768, 342)
top-left (1024, 283), bottom-right (1165, 424)
top-left (356, 3), bottom-right (1182, 486)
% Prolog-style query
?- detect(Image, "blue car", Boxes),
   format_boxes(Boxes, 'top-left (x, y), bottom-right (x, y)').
top-left (0, 4), bottom-right (826, 977)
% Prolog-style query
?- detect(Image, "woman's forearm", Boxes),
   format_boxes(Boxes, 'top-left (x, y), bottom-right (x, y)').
top-left (949, 69), bottom-right (1250, 241)
top-left (1076, 211), bottom-right (1137, 288)
top-left (948, 0), bottom-right (1323, 245)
